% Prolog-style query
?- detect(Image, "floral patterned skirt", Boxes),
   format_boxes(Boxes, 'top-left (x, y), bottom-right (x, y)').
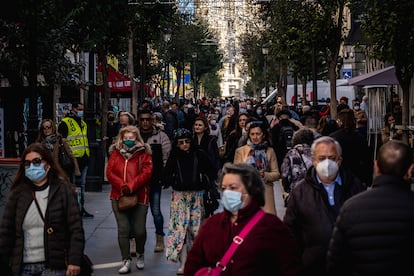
top-left (165, 190), bottom-right (204, 262)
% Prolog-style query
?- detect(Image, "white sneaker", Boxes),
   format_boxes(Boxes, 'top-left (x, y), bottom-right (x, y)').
top-left (118, 259), bottom-right (131, 274)
top-left (176, 267), bottom-right (184, 275)
top-left (136, 254), bottom-right (144, 270)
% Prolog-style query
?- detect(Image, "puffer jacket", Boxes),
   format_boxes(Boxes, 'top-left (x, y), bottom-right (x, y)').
top-left (0, 178), bottom-right (85, 275)
top-left (106, 146), bottom-right (153, 205)
top-left (283, 166), bottom-right (366, 276)
top-left (327, 174), bottom-right (414, 275)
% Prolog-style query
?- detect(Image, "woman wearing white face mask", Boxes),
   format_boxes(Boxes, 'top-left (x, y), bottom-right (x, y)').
top-left (0, 143), bottom-right (85, 276)
top-left (184, 162), bottom-right (301, 275)
top-left (283, 136), bottom-right (366, 276)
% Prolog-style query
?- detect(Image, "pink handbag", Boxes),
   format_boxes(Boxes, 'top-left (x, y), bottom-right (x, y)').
top-left (194, 210), bottom-right (265, 276)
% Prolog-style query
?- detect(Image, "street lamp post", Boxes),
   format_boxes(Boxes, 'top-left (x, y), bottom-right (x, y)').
top-left (163, 30), bottom-right (171, 99)
top-left (262, 45), bottom-right (269, 98)
top-left (192, 52), bottom-right (198, 101)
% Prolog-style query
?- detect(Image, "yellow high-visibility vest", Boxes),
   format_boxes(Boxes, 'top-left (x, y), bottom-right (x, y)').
top-left (61, 117), bottom-right (90, 158)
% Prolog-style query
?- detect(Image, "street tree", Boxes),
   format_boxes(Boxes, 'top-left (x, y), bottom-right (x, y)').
top-left (0, 0), bottom-right (83, 143)
top-left (352, 0), bottom-right (414, 136)
top-left (167, 17), bottom-right (221, 102)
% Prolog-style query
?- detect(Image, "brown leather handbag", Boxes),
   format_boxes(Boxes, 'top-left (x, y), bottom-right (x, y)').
top-left (118, 194), bottom-right (138, 211)
top-left (117, 156), bottom-right (141, 211)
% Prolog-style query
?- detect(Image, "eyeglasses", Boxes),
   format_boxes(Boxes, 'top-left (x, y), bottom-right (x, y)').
top-left (42, 126), bottom-right (52, 130)
top-left (139, 118), bottom-right (152, 122)
top-left (177, 139), bottom-right (191, 145)
top-left (23, 157), bottom-right (43, 169)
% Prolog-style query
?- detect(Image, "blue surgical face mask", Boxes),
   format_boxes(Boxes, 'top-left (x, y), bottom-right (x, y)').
top-left (256, 109), bottom-right (263, 115)
top-left (123, 140), bottom-right (135, 148)
top-left (239, 108), bottom-right (247, 114)
top-left (77, 111), bottom-right (84, 118)
top-left (222, 190), bottom-right (243, 213)
top-left (25, 163), bottom-right (47, 183)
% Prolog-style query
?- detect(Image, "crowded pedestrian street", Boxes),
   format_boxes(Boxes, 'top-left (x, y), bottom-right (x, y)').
top-left (82, 181), bottom-right (286, 275)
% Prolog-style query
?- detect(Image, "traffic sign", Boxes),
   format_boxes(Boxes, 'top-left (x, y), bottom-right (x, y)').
top-left (342, 69), bottom-right (352, 79)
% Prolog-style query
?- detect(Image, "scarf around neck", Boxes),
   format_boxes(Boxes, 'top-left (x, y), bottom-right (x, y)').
top-left (42, 135), bottom-right (57, 151)
top-left (246, 139), bottom-right (268, 171)
top-left (119, 142), bottom-right (145, 159)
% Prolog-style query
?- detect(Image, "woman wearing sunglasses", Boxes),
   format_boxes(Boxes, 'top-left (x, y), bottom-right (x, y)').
top-left (162, 128), bottom-right (216, 275)
top-left (0, 143), bottom-right (85, 276)
top-left (35, 119), bottom-right (80, 181)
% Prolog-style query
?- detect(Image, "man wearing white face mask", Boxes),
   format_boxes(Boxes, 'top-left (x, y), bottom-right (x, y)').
top-left (283, 136), bottom-right (366, 276)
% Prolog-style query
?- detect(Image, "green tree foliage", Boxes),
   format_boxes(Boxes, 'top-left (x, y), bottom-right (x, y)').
top-left (167, 17), bottom-right (221, 100)
top-left (201, 72), bottom-right (221, 98)
top-left (353, 0), bottom-right (414, 129)
top-left (0, 0), bottom-right (81, 86)
top-left (265, 0), bottom-right (350, 117)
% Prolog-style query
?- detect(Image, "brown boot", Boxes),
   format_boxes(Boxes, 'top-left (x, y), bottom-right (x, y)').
top-left (154, 234), bottom-right (165, 252)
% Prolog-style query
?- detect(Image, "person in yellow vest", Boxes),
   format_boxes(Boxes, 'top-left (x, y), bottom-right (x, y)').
top-left (58, 102), bottom-right (94, 218)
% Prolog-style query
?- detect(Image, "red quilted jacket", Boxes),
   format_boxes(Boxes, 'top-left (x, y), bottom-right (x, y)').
top-left (106, 148), bottom-right (153, 205)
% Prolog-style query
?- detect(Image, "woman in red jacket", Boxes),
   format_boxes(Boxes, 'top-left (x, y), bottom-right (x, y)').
top-left (106, 125), bottom-right (153, 274)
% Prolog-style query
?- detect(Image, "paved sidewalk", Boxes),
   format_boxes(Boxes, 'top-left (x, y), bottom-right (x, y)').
top-left (82, 182), bottom-right (286, 275)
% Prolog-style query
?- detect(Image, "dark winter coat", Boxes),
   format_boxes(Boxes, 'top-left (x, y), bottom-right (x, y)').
top-left (283, 166), bottom-right (366, 276)
top-left (140, 126), bottom-right (171, 188)
top-left (326, 174), bottom-right (414, 276)
top-left (0, 178), bottom-right (85, 275)
top-left (329, 128), bottom-right (373, 186)
top-left (271, 119), bottom-right (300, 168)
top-left (163, 149), bottom-right (216, 191)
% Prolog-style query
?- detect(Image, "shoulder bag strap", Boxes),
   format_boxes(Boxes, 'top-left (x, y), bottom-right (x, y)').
top-left (216, 209), bottom-right (265, 271)
top-left (32, 190), bottom-right (45, 223)
top-left (295, 148), bottom-right (307, 169)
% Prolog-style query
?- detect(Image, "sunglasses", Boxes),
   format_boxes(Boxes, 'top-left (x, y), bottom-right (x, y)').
top-left (23, 157), bottom-right (43, 169)
top-left (139, 118), bottom-right (152, 122)
top-left (42, 126), bottom-right (52, 130)
top-left (177, 139), bottom-right (191, 145)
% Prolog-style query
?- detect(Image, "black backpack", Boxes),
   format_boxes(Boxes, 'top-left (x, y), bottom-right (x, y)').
top-left (279, 125), bottom-right (294, 150)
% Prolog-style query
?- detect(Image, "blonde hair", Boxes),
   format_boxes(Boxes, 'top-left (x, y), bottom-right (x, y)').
top-left (115, 125), bottom-right (151, 154)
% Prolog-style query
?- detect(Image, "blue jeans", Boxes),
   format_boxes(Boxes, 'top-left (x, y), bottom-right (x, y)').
top-left (112, 199), bottom-right (148, 260)
top-left (149, 185), bottom-right (165, 236)
top-left (21, 262), bottom-right (66, 276)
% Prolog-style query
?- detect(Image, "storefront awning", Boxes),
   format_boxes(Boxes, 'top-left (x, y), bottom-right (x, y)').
top-left (96, 65), bottom-right (150, 93)
top-left (347, 66), bottom-right (399, 86)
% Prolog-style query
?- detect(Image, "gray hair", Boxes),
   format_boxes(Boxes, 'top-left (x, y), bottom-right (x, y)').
top-left (310, 136), bottom-right (342, 157)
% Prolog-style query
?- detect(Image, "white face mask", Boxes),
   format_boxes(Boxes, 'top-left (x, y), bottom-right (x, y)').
top-left (354, 106), bottom-right (360, 110)
top-left (316, 159), bottom-right (339, 179)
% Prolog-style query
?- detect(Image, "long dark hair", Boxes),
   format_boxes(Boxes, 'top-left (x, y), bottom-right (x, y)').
top-left (12, 143), bottom-right (71, 190)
